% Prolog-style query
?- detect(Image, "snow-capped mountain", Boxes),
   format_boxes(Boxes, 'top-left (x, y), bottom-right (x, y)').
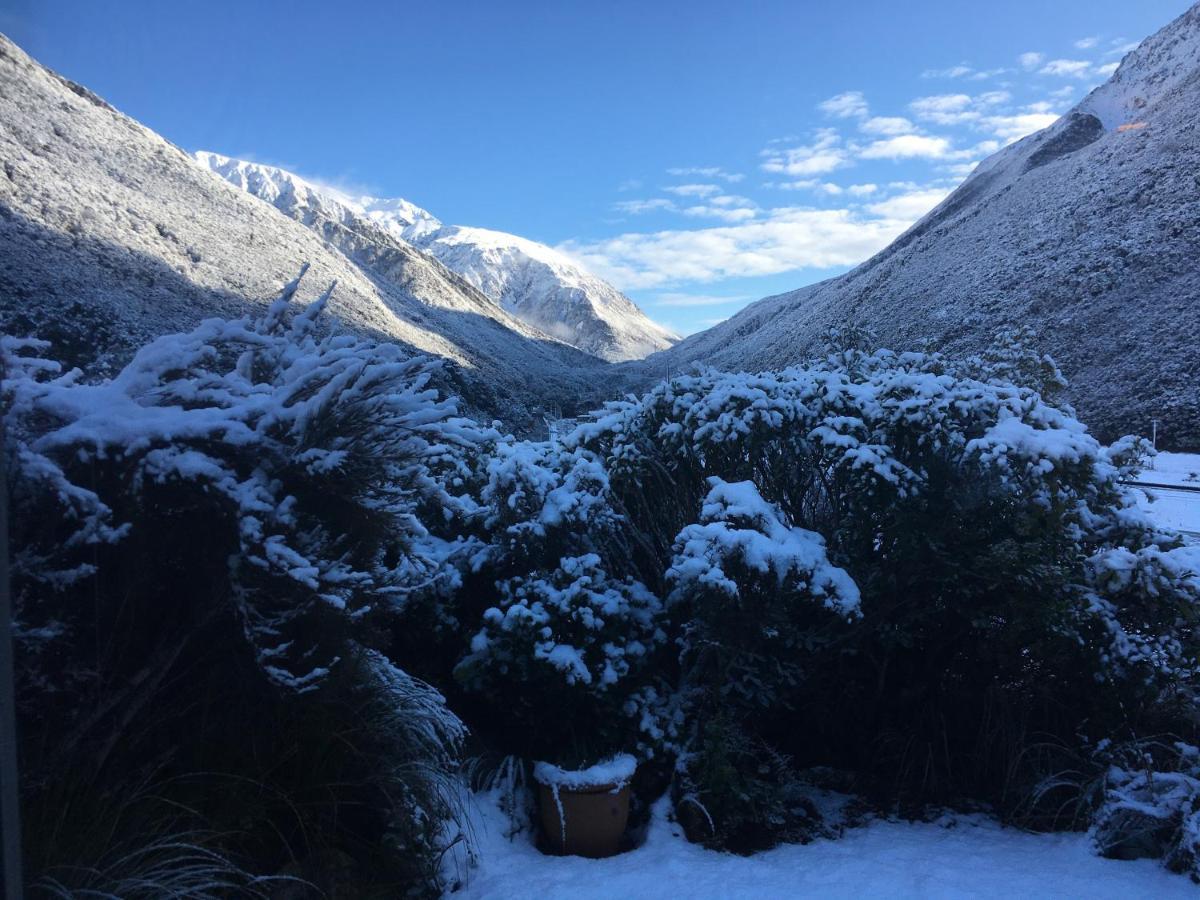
top-left (650, 4), bottom-right (1200, 447)
top-left (0, 32), bottom-right (610, 428)
top-left (195, 153), bottom-right (677, 362)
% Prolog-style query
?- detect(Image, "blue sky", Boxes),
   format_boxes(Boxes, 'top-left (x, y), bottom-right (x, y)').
top-left (1, 0), bottom-right (1190, 335)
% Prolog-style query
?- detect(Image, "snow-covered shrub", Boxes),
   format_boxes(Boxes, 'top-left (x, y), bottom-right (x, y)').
top-left (7, 269), bottom-right (484, 693)
top-left (5, 271), bottom-right (479, 894)
top-left (666, 479), bottom-right (860, 849)
top-left (1092, 741), bottom-right (1200, 880)
top-left (455, 552), bottom-right (666, 765)
top-left (567, 331), bottom-right (1200, 824)
top-left (959, 325), bottom-right (1071, 411)
top-left (668, 478), bottom-right (860, 709)
top-left (478, 441), bottom-right (616, 571)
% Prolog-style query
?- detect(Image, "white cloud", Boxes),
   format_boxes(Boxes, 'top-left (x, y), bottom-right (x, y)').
top-left (943, 161), bottom-right (980, 179)
top-left (981, 112), bottom-right (1060, 142)
top-left (976, 90), bottom-right (1011, 106)
top-left (558, 206), bottom-right (918, 289)
top-left (681, 204), bottom-right (758, 223)
top-left (860, 134), bottom-right (953, 160)
top-left (1019, 51), bottom-right (1044, 70)
top-left (617, 178), bottom-right (642, 192)
top-left (818, 91), bottom-right (869, 118)
top-left (1105, 40), bottom-right (1140, 57)
top-left (945, 139), bottom-right (1001, 159)
top-left (865, 187), bottom-right (952, 220)
top-left (760, 129), bottom-right (849, 176)
top-left (664, 183), bottom-right (721, 197)
top-left (614, 198), bottom-right (675, 214)
top-left (847, 183), bottom-right (878, 196)
top-left (1049, 85), bottom-right (1076, 99)
top-left (861, 116), bottom-right (916, 135)
top-left (654, 292), bottom-right (751, 307)
top-left (909, 93), bottom-right (978, 125)
top-left (922, 64), bottom-right (973, 79)
top-left (667, 167), bottom-right (744, 183)
top-left (1094, 62), bottom-right (1119, 77)
top-left (709, 194), bottom-right (755, 207)
top-left (1039, 59), bottom-right (1093, 78)
top-left (1074, 36), bottom-right (1100, 50)
top-left (771, 180), bottom-right (849, 196)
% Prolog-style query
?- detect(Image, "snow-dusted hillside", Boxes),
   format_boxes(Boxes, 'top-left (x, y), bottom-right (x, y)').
top-left (0, 33), bottom-right (609, 427)
top-left (195, 154), bottom-right (677, 362)
top-left (649, 4), bottom-right (1200, 448)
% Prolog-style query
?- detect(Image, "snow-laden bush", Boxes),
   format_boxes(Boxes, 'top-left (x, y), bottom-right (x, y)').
top-left (668, 478), bottom-right (860, 710)
top-left (456, 553), bottom-right (666, 765)
top-left (667, 479), bottom-right (860, 849)
top-left (5, 270), bottom-right (477, 894)
top-left (1092, 740), bottom-right (1200, 881)
top-left (564, 331), bottom-right (1199, 834)
top-left (478, 441), bottom-right (616, 570)
top-left (7, 268), bottom-right (484, 692)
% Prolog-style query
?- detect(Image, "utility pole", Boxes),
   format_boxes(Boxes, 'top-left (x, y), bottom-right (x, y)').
top-left (0, 420), bottom-right (23, 898)
top-left (1151, 418), bottom-right (1159, 470)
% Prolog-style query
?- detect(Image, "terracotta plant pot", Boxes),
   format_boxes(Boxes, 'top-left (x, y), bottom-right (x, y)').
top-left (537, 780), bottom-right (631, 858)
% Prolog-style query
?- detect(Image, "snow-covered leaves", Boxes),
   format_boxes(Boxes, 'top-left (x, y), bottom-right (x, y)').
top-left (456, 553), bottom-right (665, 764)
top-left (5, 270), bottom-right (487, 692)
top-left (463, 553), bottom-right (663, 691)
top-left (669, 478), bottom-right (860, 620)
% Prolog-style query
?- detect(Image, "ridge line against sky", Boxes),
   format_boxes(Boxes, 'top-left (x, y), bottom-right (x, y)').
top-left (0, 0), bottom-right (1190, 335)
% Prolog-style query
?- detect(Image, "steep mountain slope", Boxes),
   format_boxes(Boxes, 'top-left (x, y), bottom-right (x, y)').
top-left (651, 4), bottom-right (1200, 447)
top-left (196, 153), bottom-right (676, 362)
top-left (0, 33), bottom-right (608, 426)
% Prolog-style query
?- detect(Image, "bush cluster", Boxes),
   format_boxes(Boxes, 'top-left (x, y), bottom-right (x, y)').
top-left (8, 282), bottom-right (1199, 888)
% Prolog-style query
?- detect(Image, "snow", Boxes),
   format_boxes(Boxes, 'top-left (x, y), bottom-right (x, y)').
top-left (449, 791), bottom-right (1196, 899)
top-left (1131, 452), bottom-right (1200, 538)
top-left (532, 754), bottom-right (637, 790)
top-left (194, 152), bottom-right (676, 363)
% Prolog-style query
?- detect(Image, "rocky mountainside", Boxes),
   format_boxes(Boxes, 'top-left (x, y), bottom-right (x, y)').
top-left (195, 153), bottom-right (677, 363)
top-left (648, 4), bottom-right (1200, 447)
top-left (0, 33), bottom-right (610, 427)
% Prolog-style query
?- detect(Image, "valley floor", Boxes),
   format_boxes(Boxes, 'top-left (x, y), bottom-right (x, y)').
top-left (449, 791), bottom-right (1194, 899)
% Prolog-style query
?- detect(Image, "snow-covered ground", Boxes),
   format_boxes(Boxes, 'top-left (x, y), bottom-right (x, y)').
top-left (449, 792), bottom-right (1194, 899)
top-left (1132, 451), bottom-right (1200, 538)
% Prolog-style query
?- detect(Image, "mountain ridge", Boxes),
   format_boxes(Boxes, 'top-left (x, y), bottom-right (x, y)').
top-left (195, 152), bottom-right (677, 362)
top-left (0, 31), bottom-right (609, 429)
top-left (645, 3), bottom-right (1200, 447)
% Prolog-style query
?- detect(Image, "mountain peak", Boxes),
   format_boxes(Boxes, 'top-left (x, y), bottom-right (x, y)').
top-left (194, 152), bottom-right (677, 362)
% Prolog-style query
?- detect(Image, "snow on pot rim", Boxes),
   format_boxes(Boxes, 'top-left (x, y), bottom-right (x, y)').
top-left (533, 754), bottom-right (637, 792)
